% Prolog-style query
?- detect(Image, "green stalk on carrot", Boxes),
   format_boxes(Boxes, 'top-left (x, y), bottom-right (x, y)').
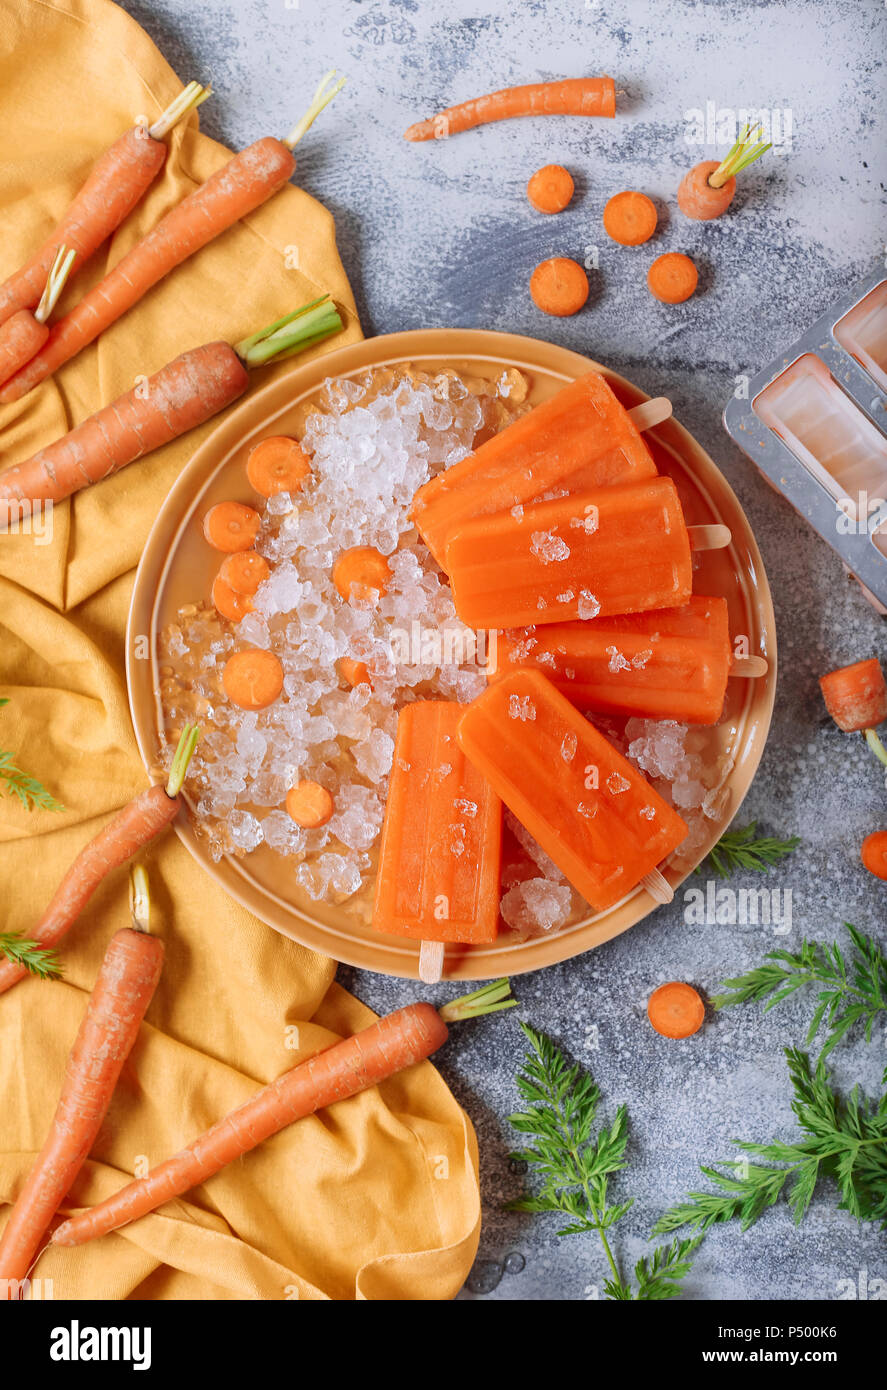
top-left (0, 866), bottom-right (164, 1294)
top-left (819, 657), bottom-right (887, 765)
top-left (0, 724), bottom-right (198, 999)
top-left (49, 979), bottom-right (517, 1250)
top-left (0, 245), bottom-right (76, 388)
top-left (677, 121), bottom-right (772, 221)
top-left (0, 296), bottom-right (343, 524)
top-left (0, 81), bottom-right (211, 329)
top-left (0, 72), bottom-right (345, 404)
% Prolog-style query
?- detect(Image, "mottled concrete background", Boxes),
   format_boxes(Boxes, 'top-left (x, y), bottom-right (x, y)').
top-left (120, 0), bottom-right (886, 1300)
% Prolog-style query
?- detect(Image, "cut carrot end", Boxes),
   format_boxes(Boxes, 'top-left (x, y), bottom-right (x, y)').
top-left (647, 981), bottom-right (705, 1038)
top-left (283, 69), bottom-right (346, 150)
top-left (439, 977), bottom-right (516, 1022)
top-left (286, 780), bottom-right (334, 829)
top-left (129, 864), bottom-right (151, 933)
top-left (860, 830), bottom-right (887, 880)
top-left (246, 436), bottom-right (312, 497)
top-left (148, 79), bottom-right (213, 141)
top-left (166, 723), bottom-right (199, 797)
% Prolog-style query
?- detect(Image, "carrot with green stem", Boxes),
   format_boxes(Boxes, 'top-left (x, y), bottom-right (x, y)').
top-left (0, 72), bottom-right (345, 403)
top-left (51, 979), bottom-right (517, 1250)
top-left (0, 246), bottom-right (76, 388)
top-left (0, 296), bottom-right (343, 524)
top-left (0, 82), bottom-right (211, 329)
top-left (677, 121), bottom-right (771, 221)
top-left (0, 725), bottom-right (198, 998)
top-left (405, 77), bottom-right (615, 141)
top-left (0, 866), bottom-right (164, 1293)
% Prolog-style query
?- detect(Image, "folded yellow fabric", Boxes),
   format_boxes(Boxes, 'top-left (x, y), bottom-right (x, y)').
top-left (0, 0), bottom-right (480, 1300)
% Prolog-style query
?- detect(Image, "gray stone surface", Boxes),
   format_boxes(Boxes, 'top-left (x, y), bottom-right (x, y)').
top-left (120, 0), bottom-right (886, 1300)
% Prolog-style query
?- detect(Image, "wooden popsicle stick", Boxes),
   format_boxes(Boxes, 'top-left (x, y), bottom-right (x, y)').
top-left (688, 523), bottom-right (731, 552)
top-left (419, 939), bottom-right (444, 984)
top-left (628, 397), bottom-right (672, 432)
top-left (731, 655), bottom-right (769, 677)
top-left (641, 867), bottom-right (674, 904)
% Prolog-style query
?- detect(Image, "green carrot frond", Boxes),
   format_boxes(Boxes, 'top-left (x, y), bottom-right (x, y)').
top-left (711, 121), bottom-right (772, 187)
top-left (0, 748), bottom-right (65, 812)
top-left (0, 931), bottom-right (63, 980)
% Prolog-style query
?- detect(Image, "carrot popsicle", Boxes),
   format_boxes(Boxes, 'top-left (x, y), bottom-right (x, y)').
top-left (411, 371), bottom-right (660, 568)
top-left (373, 701), bottom-right (503, 946)
top-left (446, 476), bottom-right (695, 629)
top-left (458, 670), bottom-right (688, 912)
top-left (490, 594), bottom-right (735, 725)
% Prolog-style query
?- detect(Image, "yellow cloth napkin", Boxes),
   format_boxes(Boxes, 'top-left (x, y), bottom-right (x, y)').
top-left (0, 0), bottom-right (481, 1300)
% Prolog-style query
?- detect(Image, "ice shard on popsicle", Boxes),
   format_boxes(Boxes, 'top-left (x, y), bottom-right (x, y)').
top-left (490, 595), bottom-right (733, 725)
top-left (411, 370), bottom-right (658, 568)
top-left (373, 701), bottom-right (503, 943)
top-left (446, 476), bottom-right (693, 629)
top-left (458, 670), bottom-right (688, 912)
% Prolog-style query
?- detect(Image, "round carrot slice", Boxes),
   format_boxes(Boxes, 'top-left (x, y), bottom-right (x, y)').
top-left (861, 831), bottom-right (887, 881)
top-left (212, 574), bottom-right (252, 623)
top-left (647, 981), bottom-right (705, 1038)
top-left (203, 501), bottom-right (262, 553)
top-left (602, 191), bottom-right (658, 246)
top-left (286, 780), bottom-right (334, 829)
top-left (647, 253), bottom-right (698, 304)
top-left (219, 550), bottom-right (271, 596)
top-left (247, 435), bottom-right (313, 498)
top-left (222, 649), bottom-right (284, 710)
top-left (529, 257), bottom-right (589, 317)
top-left (339, 656), bottom-right (372, 689)
top-left (527, 164), bottom-right (574, 215)
top-left (332, 546), bottom-right (392, 602)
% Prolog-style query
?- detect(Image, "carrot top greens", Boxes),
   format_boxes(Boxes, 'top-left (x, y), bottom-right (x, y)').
top-left (708, 121), bottom-right (772, 189)
top-left (0, 699), bottom-right (64, 812)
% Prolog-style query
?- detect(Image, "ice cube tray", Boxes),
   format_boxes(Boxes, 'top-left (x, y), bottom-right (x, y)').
top-left (724, 266), bottom-right (887, 610)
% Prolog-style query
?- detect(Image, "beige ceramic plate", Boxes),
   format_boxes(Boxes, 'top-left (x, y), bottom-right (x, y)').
top-left (127, 329), bottom-right (777, 980)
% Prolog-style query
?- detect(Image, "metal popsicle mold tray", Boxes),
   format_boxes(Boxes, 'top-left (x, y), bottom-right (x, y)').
top-left (724, 266), bottom-right (887, 611)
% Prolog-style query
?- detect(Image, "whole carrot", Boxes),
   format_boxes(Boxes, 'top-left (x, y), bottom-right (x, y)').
top-left (51, 980), bottom-right (516, 1249)
top-left (0, 296), bottom-right (343, 524)
top-left (0, 726), bottom-right (197, 998)
top-left (0, 73), bottom-right (345, 404)
top-left (0, 246), bottom-right (76, 388)
top-left (0, 82), bottom-right (210, 328)
top-left (0, 869), bottom-right (164, 1293)
top-left (404, 76), bottom-right (615, 141)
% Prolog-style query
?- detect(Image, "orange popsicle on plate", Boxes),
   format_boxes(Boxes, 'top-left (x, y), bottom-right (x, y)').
top-left (373, 701), bottom-right (503, 952)
top-left (458, 670), bottom-right (688, 912)
top-left (490, 594), bottom-right (735, 725)
top-left (447, 476), bottom-right (696, 629)
top-left (411, 370), bottom-right (661, 568)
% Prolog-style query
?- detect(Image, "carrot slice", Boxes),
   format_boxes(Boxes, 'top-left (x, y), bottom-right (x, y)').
top-left (332, 546), bottom-right (392, 602)
top-left (286, 781), bottom-right (334, 828)
top-left (212, 574), bottom-right (253, 622)
top-left (339, 656), bottom-right (372, 689)
top-left (647, 981), bottom-right (705, 1038)
top-left (602, 191), bottom-right (657, 246)
top-left (819, 658), bottom-right (887, 732)
top-left (203, 501), bottom-right (262, 552)
top-left (222, 649), bottom-right (284, 710)
top-left (219, 550), bottom-right (270, 595)
top-left (247, 435), bottom-right (312, 497)
top-left (527, 164), bottom-right (574, 214)
top-left (647, 253), bottom-right (698, 304)
top-left (861, 831), bottom-right (887, 881)
top-left (529, 257), bottom-right (589, 317)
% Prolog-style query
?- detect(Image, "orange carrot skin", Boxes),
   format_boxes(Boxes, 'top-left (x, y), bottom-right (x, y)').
top-left (0, 139), bottom-right (296, 403)
top-left (0, 310), bottom-right (49, 387)
top-left (52, 1002), bottom-right (448, 1247)
top-left (0, 129), bottom-right (166, 326)
top-left (405, 77), bottom-right (616, 141)
top-left (0, 786), bottom-right (178, 997)
top-left (0, 928), bottom-right (164, 1288)
top-left (0, 342), bottom-right (249, 521)
top-left (677, 161), bottom-right (735, 221)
